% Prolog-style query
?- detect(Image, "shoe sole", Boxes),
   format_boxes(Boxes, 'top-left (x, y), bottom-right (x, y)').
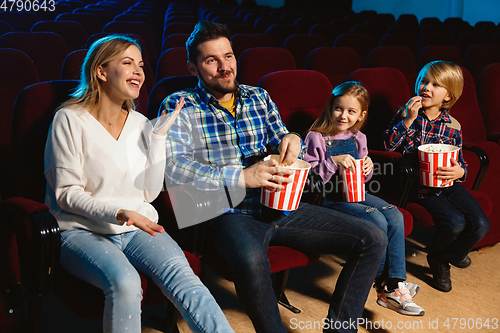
top-left (377, 299), bottom-right (425, 316)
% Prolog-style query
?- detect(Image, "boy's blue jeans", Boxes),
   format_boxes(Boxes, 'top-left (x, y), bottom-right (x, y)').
top-left (60, 228), bottom-right (234, 333)
top-left (209, 202), bottom-right (388, 333)
top-left (415, 183), bottom-right (490, 263)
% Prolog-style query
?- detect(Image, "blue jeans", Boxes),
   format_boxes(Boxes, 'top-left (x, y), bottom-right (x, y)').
top-left (415, 183), bottom-right (490, 263)
top-left (323, 193), bottom-right (407, 282)
top-left (209, 202), bottom-right (387, 333)
top-left (60, 228), bottom-right (234, 333)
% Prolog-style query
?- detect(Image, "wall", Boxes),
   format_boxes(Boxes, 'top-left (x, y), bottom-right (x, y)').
top-left (352, 0), bottom-right (500, 25)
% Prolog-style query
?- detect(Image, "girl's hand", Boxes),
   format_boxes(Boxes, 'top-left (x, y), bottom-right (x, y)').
top-left (153, 97), bottom-right (184, 136)
top-left (403, 96), bottom-right (422, 127)
top-left (362, 155), bottom-right (373, 176)
top-left (435, 158), bottom-right (465, 187)
top-left (332, 154), bottom-right (356, 170)
top-left (116, 209), bottom-right (165, 236)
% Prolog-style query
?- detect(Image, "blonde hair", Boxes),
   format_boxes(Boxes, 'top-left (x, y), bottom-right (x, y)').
top-left (308, 81), bottom-right (369, 136)
top-left (60, 34), bottom-right (142, 111)
top-left (415, 60), bottom-right (464, 110)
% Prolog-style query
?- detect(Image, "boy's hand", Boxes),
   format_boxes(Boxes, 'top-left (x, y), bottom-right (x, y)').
top-left (436, 158), bottom-right (465, 186)
top-left (403, 96), bottom-right (422, 128)
top-left (332, 154), bottom-right (356, 171)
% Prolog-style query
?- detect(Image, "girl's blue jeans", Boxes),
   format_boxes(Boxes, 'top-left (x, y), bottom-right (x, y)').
top-left (323, 193), bottom-right (407, 282)
top-left (60, 228), bottom-right (234, 333)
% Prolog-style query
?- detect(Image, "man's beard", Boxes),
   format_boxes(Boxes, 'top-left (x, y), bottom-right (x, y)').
top-left (200, 69), bottom-right (237, 95)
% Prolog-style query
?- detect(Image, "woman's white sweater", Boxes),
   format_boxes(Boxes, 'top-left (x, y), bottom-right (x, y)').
top-left (44, 106), bottom-right (166, 234)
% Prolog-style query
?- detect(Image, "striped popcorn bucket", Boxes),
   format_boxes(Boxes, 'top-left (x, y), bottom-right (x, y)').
top-left (260, 155), bottom-right (310, 211)
top-left (418, 144), bottom-right (460, 188)
top-left (340, 159), bottom-right (365, 202)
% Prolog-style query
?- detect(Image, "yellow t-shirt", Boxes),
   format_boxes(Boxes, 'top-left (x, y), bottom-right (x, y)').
top-left (219, 94), bottom-right (236, 117)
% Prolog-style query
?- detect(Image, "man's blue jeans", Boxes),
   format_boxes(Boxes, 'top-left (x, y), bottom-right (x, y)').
top-left (60, 228), bottom-right (234, 333)
top-left (416, 183), bottom-right (490, 263)
top-left (209, 202), bottom-right (388, 333)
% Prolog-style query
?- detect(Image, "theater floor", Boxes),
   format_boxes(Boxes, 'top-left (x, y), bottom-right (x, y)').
top-left (41, 224), bottom-right (500, 333)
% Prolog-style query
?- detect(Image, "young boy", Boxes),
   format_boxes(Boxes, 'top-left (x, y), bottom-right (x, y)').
top-left (383, 60), bottom-right (489, 292)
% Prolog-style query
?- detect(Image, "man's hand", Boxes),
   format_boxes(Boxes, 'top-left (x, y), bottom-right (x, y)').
top-left (116, 209), bottom-right (165, 236)
top-left (278, 133), bottom-right (302, 166)
top-left (435, 158), bottom-right (465, 187)
top-left (238, 158), bottom-right (293, 189)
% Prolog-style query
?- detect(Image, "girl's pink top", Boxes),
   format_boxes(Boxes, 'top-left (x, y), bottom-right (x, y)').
top-left (304, 130), bottom-right (373, 183)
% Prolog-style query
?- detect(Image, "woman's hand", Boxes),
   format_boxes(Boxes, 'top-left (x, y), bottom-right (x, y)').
top-left (331, 154), bottom-right (356, 170)
top-left (116, 209), bottom-right (164, 236)
top-left (362, 155), bottom-right (373, 176)
top-left (153, 97), bottom-right (184, 136)
top-left (435, 158), bottom-right (465, 187)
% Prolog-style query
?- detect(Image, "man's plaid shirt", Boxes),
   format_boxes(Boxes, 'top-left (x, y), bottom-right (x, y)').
top-left (162, 81), bottom-right (289, 216)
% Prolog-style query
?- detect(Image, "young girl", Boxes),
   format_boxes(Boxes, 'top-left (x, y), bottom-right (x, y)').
top-left (304, 81), bottom-right (424, 316)
top-left (384, 61), bottom-right (490, 292)
top-left (44, 34), bottom-right (234, 333)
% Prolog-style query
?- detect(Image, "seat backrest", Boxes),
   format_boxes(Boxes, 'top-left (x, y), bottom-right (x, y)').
top-left (237, 47), bottom-right (296, 87)
top-left (366, 46), bottom-right (417, 89)
top-left (31, 20), bottom-right (88, 52)
top-left (347, 67), bottom-right (411, 150)
top-left (477, 63), bottom-right (500, 136)
top-left (161, 33), bottom-right (189, 52)
top-left (283, 34), bottom-right (328, 69)
top-left (224, 23), bottom-right (257, 35)
top-left (55, 13), bottom-right (103, 36)
top-left (147, 75), bottom-right (198, 120)
top-left (0, 12), bottom-right (39, 31)
top-left (0, 49), bottom-right (39, 152)
top-left (258, 70), bottom-right (332, 136)
top-left (0, 32), bottom-right (69, 82)
top-left (333, 33), bottom-right (375, 66)
top-left (305, 46), bottom-right (361, 87)
top-left (463, 43), bottom-right (500, 83)
top-left (418, 44), bottom-right (463, 70)
top-left (0, 19), bottom-right (13, 35)
top-left (163, 22), bottom-right (196, 39)
top-left (61, 49), bottom-right (87, 80)
top-left (103, 21), bottom-right (159, 66)
top-left (449, 67), bottom-right (487, 143)
top-left (230, 33), bottom-right (276, 60)
top-left (379, 33), bottom-right (418, 60)
top-left (308, 23), bottom-right (350, 45)
top-left (265, 23), bottom-right (304, 48)
top-left (156, 47), bottom-right (190, 80)
top-left (456, 31), bottom-right (489, 56)
top-left (9, 80), bottom-right (79, 201)
top-left (350, 23), bottom-right (385, 45)
top-left (254, 16), bottom-right (284, 33)
top-left (418, 32), bottom-right (454, 50)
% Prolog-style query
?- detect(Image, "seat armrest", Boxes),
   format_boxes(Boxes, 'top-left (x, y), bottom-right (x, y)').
top-left (301, 170), bottom-right (325, 206)
top-left (368, 150), bottom-right (415, 208)
top-left (463, 143), bottom-right (489, 191)
top-left (487, 132), bottom-right (500, 144)
top-left (1, 197), bottom-right (60, 296)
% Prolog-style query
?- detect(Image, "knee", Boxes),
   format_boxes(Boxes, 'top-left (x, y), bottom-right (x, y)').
top-left (106, 270), bottom-right (142, 303)
top-left (359, 222), bottom-right (388, 253)
top-left (475, 216), bottom-right (490, 238)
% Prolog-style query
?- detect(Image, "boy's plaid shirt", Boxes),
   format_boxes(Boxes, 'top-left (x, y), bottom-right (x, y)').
top-left (162, 81), bottom-right (290, 216)
top-left (384, 107), bottom-right (468, 185)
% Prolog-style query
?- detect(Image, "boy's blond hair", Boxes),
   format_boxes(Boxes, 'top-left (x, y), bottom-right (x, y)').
top-left (415, 60), bottom-right (464, 110)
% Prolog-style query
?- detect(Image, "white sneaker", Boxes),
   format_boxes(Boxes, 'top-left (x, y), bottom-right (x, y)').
top-left (377, 282), bottom-right (425, 316)
top-left (402, 282), bottom-right (420, 298)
